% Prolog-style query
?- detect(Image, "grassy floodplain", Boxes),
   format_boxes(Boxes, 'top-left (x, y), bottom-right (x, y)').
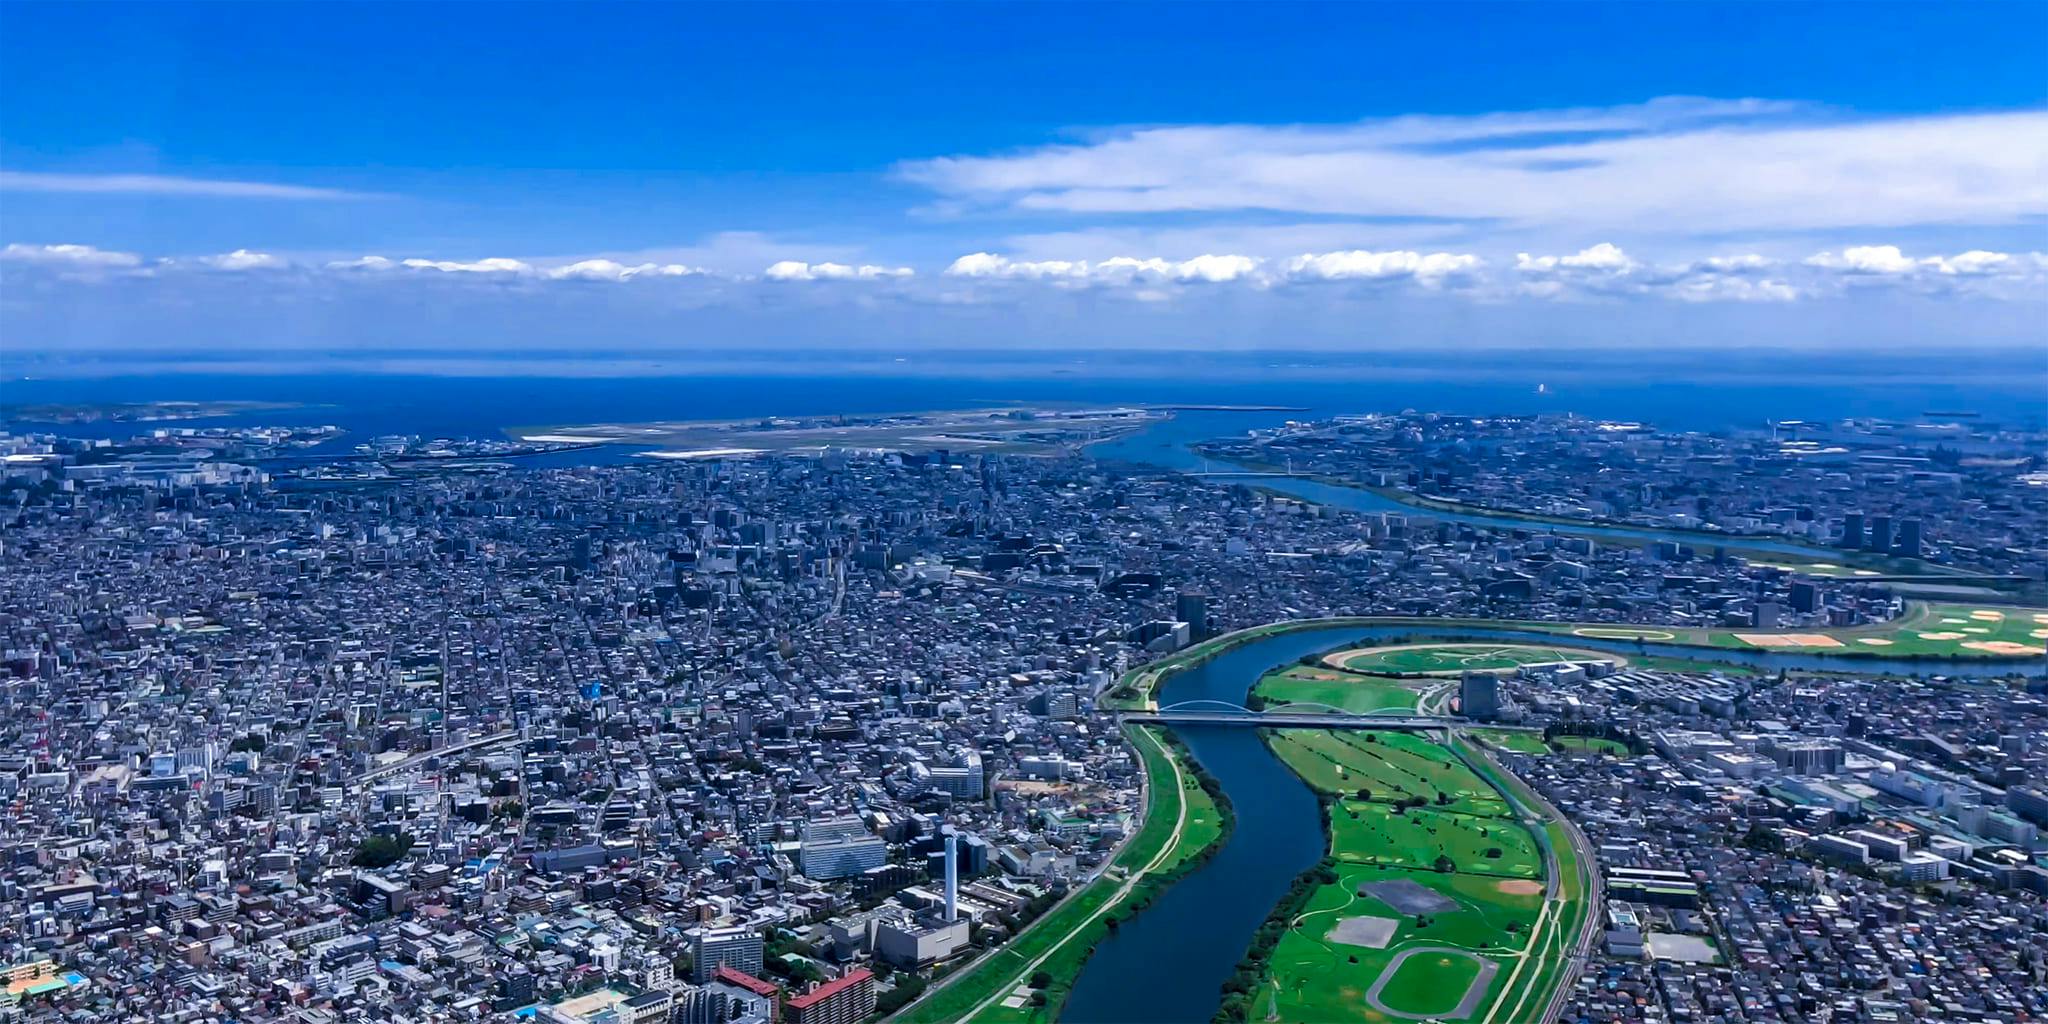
top-left (1239, 725), bottom-right (1584, 1024)
top-left (1111, 606), bottom-right (2043, 687)
top-left (914, 602), bottom-right (2036, 1024)
top-left (1253, 662), bottom-right (1430, 714)
top-left (892, 724), bottom-right (1226, 1024)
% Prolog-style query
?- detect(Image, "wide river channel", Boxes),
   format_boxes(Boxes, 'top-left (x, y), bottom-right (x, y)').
top-left (1091, 411), bottom-right (1869, 562)
top-left (1058, 622), bottom-right (2044, 1023)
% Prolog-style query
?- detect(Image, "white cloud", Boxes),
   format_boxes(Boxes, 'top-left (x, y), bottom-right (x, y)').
top-left (197, 249), bottom-right (289, 271)
top-left (944, 253), bottom-right (1090, 280)
top-left (324, 255), bottom-right (704, 280)
top-left (1507, 244), bottom-right (1812, 302)
top-left (326, 256), bottom-right (398, 271)
top-left (0, 242), bottom-right (142, 267)
top-left (401, 257), bottom-right (534, 274)
top-left (998, 223), bottom-right (1478, 265)
top-left (944, 252), bottom-right (1261, 284)
top-left (1662, 274), bottom-right (1802, 304)
top-left (1694, 254), bottom-right (1776, 273)
top-left (1802, 244), bottom-right (2039, 286)
top-left (1929, 250), bottom-right (2012, 275)
top-left (764, 260), bottom-right (913, 281)
top-left (546, 259), bottom-right (705, 281)
top-left (9, 240), bottom-right (2041, 312)
top-left (1515, 243), bottom-right (1637, 274)
top-left (1284, 250), bottom-right (1481, 282)
top-left (1805, 245), bottom-right (1918, 274)
top-left (900, 99), bottom-right (2048, 235)
top-left (0, 170), bottom-right (374, 200)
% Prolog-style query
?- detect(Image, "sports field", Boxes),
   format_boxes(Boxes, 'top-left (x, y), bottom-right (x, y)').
top-left (1779, 602), bottom-right (2048, 657)
top-left (1324, 642), bottom-right (1622, 677)
top-left (1253, 725), bottom-right (1582, 1023)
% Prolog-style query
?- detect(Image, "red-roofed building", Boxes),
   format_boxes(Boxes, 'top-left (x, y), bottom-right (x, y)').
top-left (783, 968), bottom-right (875, 1024)
top-left (711, 966), bottom-right (782, 1022)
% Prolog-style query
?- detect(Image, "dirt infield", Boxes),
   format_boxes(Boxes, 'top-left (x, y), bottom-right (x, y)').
top-left (1327, 915), bottom-right (1399, 949)
top-left (1964, 641), bottom-right (2041, 656)
top-left (1363, 878), bottom-right (1459, 916)
top-left (1495, 879), bottom-right (1544, 896)
top-left (1734, 633), bottom-right (1845, 648)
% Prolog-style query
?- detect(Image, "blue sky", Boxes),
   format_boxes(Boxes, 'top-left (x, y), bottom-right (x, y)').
top-left (2, 1), bottom-right (2045, 353)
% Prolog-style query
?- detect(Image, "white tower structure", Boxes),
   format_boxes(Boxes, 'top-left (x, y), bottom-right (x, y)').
top-left (943, 832), bottom-right (958, 921)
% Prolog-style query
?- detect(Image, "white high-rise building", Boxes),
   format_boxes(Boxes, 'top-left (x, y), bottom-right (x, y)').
top-left (688, 925), bottom-right (763, 983)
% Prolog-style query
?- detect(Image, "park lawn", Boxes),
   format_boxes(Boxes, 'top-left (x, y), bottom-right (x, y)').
top-left (1472, 729), bottom-right (1551, 755)
top-left (1379, 951), bottom-right (1484, 1016)
top-left (1832, 602), bottom-right (2046, 656)
top-left (1259, 861), bottom-right (1534, 1024)
top-left (1255, 667), bottom-right (1423, 714)
top-left (1687, 601), bottom-right (2047, 657)
top-left (1266, 730), bottom-right (1511, 816)
top-left (1330, 800), bottom-right (1543, 879)
top-left (1551, 735), bottom-right (1631, 756)
top-left (1255, 724), bottom-right (1555, 1024)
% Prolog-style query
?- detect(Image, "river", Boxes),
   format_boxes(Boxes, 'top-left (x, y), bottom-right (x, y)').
top-left (1089, 411), bottom-right (1868, 562)
top-left (1058, 622), bottom-right (2042, 1023)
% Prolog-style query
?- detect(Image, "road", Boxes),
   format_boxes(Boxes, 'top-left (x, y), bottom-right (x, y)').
top-left (347, 729), bottom-right (523, 788)
top-left (1454, 735), bottom-right (1602, 1024)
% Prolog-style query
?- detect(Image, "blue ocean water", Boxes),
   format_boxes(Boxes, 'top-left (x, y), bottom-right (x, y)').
top-left (5, 349), bottom-right (2043, 448)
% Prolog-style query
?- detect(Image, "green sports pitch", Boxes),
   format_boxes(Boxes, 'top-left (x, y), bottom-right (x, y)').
top-left (1325, 642), bottom-right (1623, 677)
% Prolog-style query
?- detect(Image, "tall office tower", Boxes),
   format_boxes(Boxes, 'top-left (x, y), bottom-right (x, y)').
top-left (1866, 516), bottom-right (1893, 554)
top-left (1895, 518), bottom-right (1923, 558)
top-left (1459, 672), bottom-right (1500, 721)
top-left (1840, 512), bottom-right (1864, 550)
top-left (1175, 591), bottom-right (1209, 640)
